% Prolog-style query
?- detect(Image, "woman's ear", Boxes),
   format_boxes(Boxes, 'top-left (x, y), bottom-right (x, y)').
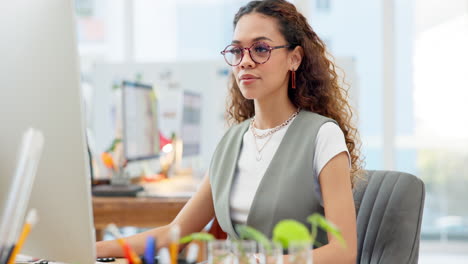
top-left (289, 46), bottom-right (304, 70)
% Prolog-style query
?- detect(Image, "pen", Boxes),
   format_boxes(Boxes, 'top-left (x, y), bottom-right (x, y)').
top-left (144, 236), bottom-right (156, 264)
top-left (7, 209), bottom-right (39, 264)
top-left (169, 225), bottom-right (180, 264)
top-left (0, 129), bottom-right (44, 264)
top-left (107, 224), bottom-right (142, 264)
top-left (122, 243), bottom-right (135, 264)
top-left (158, 247), bottom-right (170, 264)
top-left (185, 243), bottom-right (199, 264)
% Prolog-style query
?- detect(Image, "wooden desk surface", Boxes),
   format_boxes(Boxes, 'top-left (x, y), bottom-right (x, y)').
top-left (92, 196), bottom-right (189, 240)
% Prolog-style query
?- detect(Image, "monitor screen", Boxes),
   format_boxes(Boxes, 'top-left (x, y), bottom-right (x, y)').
top-left (0, 0), bottom-right (95, 263)
top-left (122, 81), bottom-right (160, 161)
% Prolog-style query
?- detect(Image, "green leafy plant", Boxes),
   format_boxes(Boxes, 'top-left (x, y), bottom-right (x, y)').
top-left (105, 138), bottom-right (122, 152)
top-left (307, 213), bottom-right (345, 248)
top-left (271, 219), bottom-right (311, 249)
top-left (179, 232), bottom-right (215, 244)
top-left (236, 225), bottom-right (272, 250)
top-left (180, 213), bottom-right (345, 264)
top-left (237, 213), bottom-right (345, 249)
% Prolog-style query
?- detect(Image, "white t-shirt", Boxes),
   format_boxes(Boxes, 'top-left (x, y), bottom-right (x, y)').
top-left (229, 117), bottom-right (350, 224)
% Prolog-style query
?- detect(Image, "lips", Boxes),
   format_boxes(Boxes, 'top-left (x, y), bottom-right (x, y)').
top-left (239, 74), bottom-right (260, 82)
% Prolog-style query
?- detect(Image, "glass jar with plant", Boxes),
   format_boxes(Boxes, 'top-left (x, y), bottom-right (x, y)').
top-left (177, 213), bottom-right (344, 264)
top-left (236, 213), bottom-right (345, 264)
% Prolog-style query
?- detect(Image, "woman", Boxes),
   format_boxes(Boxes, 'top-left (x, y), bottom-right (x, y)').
top-left (97, 0), bottom-right (361, 263)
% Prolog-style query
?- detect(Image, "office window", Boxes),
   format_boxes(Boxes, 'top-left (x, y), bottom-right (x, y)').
top-left (316, 0), bottom-right (331, 12)
top-left (75, 0), bottom-right (126, 63)
top-left (75, 0), bottom-right (94, 16)
top-left (309, 0), bottom-right (468, 247)
top-left (133, 0), bottom-right (249, 62)
top-left (412, 3), bottom-right (468, 240)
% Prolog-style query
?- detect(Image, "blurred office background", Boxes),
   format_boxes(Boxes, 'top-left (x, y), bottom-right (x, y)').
top-left (74, 0), bottom-right (468, 262)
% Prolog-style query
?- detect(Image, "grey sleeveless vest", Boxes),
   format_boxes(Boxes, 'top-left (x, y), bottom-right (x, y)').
top-left (209, 110), bottom-right (337, 246)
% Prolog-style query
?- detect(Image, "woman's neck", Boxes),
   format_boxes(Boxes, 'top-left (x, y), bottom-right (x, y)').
top-left (253, 98), bottom-right (297, 129)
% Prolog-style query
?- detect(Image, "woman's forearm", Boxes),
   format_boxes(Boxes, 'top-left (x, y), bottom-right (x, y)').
top-left (96, 225), bottom-right (171, 257)
top-left (312, 243), bottom-right (356, 264)
top-left (96, 175), bottom-right (215, 258)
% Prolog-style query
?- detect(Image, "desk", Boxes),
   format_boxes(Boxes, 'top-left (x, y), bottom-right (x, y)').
top-left (92, 196), bottom-right (189, 240)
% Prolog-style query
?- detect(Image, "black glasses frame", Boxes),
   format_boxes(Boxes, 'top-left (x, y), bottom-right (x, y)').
top-left (220, 42), bottom-right (290, 66)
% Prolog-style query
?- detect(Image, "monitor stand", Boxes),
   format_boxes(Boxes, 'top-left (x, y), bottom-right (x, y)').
top-left (92, 170), bottom-right (143, 197)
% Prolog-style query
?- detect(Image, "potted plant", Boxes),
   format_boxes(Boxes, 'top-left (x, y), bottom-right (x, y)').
top-left (177, 213), bottom-right (345, 264)
top-left (236, 213), bottom-right (345, 264)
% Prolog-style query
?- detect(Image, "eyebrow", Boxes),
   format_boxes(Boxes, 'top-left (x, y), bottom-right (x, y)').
top-left (231, 36), bottom-right (273, 44)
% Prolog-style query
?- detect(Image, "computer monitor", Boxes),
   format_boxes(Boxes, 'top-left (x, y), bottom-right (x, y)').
top-left (122, 81), bottom-right (160, 162)
top-left (0, 0), bottom-right (95, 263)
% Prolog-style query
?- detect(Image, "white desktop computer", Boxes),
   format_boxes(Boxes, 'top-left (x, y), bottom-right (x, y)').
top-left (0, 0), bottom-right (96, 263)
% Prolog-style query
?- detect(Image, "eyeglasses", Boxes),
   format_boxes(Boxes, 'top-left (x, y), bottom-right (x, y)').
top-left (220, 42), bottom-right (290, 66)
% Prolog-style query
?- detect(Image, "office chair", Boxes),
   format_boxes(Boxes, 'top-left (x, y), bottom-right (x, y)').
top-left (354, 170), bottom-right (425, 264)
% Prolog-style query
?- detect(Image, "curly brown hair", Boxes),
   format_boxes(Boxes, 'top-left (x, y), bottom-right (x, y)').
top-left (226, 0), bottom-right (363, 183)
